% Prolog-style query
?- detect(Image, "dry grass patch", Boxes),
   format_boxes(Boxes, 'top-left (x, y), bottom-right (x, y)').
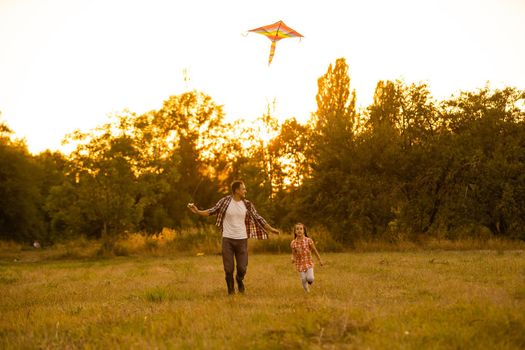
top-left (1, 250), bottom-right (524, 349)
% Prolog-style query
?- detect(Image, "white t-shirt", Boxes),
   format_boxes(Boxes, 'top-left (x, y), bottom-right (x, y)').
top-left (222, 199), bottom-right (248, 239)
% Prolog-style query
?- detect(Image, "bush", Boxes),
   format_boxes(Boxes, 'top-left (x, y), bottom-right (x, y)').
top-left (251, 226), bottom-right (345, 254)
top-left (170, 226), bottom-right (221, 255)
top-left (309, 226), bottom-right (345, 252)
top-left (106, 226), bottom-right (221, 256)
top-left (250, 234), bottom-right (293, 254)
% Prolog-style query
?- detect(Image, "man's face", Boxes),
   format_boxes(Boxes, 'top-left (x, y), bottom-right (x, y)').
top-left (236, 184), bottom-right (247, 199)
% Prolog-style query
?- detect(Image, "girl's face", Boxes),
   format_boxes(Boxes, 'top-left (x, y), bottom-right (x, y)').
top-left (295, 224), bottom-right (305, 238)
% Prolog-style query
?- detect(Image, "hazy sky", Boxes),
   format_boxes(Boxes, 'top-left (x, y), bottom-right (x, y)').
top-left (1, 0), bottom-right (524, 153)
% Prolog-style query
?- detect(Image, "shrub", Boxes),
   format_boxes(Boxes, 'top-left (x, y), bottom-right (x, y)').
top-left (251, 226), bottom-right (345, 254)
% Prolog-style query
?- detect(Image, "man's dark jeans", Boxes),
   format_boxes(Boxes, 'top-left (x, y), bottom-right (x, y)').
top-left (222, 237), bottom-right (248, 293)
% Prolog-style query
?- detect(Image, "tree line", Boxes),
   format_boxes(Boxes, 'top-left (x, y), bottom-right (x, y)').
top-left (1, 58), bottom-right (524, 244)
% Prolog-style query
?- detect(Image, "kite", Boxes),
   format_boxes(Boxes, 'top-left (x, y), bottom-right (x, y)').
top-left (248, 20), bottom-right (303, 65)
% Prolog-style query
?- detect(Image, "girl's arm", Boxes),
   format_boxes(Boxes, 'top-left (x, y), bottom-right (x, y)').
top-left (309, 240), bottom-right (323, 266)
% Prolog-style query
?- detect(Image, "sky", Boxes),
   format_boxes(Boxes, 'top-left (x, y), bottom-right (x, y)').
top-left (1, 0), bottom-right (524, 154)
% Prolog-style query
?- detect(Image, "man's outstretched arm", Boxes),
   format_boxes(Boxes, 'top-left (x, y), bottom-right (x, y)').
top-left (263, 222), bottom-right (280, 235)
top-left (187, 203), bottom-right (210, 217)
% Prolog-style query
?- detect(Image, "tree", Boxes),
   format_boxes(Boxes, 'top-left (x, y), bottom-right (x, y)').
top-left (436, 87), bottom-right (525, 238)
top-left (350, 80), bottom-right (405, 237)
top-left (270, 118), bottom-right (312, 189)
top-left (304, 58), bottom-right (358, 241)
top-left (151, 91), bottom-right (227, 226)
top-left (0, 119), bottom-right (45, 242)
top-left (55, 122), bottom-right (144, 237)
top-left (363, 81), bottom-right (444, 237)
top-left (34, 150), bottom-right (68, 242)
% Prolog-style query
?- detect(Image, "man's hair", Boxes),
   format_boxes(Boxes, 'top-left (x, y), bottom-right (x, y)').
top-left (231, 180), bottom-right (244, 194)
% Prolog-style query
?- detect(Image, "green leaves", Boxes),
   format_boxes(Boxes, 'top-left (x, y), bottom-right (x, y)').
top-left (2, 67), bottom-right (525, 244)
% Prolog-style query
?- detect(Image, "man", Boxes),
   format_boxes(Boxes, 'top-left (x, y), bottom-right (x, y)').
top-left (187, 180), bottom-right (279, 295)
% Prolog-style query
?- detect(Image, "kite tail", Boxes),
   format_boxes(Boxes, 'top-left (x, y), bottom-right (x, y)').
top-left (268, 41), bottom-right (276, 65)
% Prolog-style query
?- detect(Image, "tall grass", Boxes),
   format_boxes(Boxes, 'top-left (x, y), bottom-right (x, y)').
top-left (2, 228), bottom-right (525, 265)
top-left (251, 225), bottom-right (345, 254)
top-left (1, 250), bottom-right (524, 349)
top-left (352, 236), bottom-right (525, 252)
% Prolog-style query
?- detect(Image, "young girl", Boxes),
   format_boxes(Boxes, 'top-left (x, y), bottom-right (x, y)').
top-left (290, 223), bottom-right (323, 292)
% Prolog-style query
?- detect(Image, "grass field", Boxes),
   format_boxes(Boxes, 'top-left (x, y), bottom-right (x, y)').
top-left (1, 248), bottom-right (524, 349)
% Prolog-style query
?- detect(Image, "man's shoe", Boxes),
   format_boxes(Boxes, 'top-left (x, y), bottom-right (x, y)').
top-left (226, 275), bottom-right (235, 295)
top-left (237, 278), bottom-right (245, 294)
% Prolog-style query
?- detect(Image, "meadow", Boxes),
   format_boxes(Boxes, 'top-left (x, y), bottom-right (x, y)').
top-left (1, 243), bottom-right (524, 349)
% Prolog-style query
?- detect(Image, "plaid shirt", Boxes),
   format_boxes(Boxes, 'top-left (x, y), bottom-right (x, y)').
top-left (291, 237), bottom-right (314, 272)
top-left (207, 195), bottom-right (269, 240)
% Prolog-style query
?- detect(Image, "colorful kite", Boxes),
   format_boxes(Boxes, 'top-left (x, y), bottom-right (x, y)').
top-left (248, 20), bottom-right (303, 65)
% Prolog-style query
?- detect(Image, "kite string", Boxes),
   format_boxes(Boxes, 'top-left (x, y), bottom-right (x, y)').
top-left (191, 177), bottom-right (204, 205)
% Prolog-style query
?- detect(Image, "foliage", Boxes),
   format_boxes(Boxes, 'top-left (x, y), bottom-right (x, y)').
top-left (2, 61), bottom-right (525, 245)
top-left (0, 120), bottom-right (46, 242)
top-left (300, 57), bottom-right (358, 242)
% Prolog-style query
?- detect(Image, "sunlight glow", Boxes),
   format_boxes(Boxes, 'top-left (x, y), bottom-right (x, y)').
top-left (1, 0), bottom-right (524, 153)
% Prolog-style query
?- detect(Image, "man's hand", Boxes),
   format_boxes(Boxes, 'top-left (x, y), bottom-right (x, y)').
top-left (188, 204), bottom-right (210, 217)
top-left (187, 203), bottom-right (197, 213)
top-left (263, 223), bottom-right (280, 235)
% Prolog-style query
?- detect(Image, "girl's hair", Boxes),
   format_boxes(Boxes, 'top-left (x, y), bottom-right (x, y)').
top-left (293, 223), bottom-right (308, 239)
